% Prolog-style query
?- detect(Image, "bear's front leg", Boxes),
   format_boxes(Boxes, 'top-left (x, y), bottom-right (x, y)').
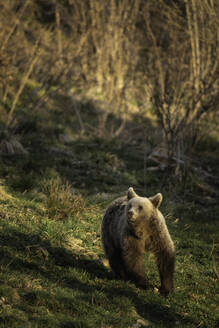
top-left (108, 250), bottom-right (126, 279)
top-left (123, 255), bottom-right (150, 289)
top-left (122, 247), bottom-right (151, 289)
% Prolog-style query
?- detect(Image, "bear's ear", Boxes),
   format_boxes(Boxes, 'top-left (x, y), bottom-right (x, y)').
top-left (149, 193), bottom-right (163, 208)
top-left (127, 187), bottom-right (138, 200)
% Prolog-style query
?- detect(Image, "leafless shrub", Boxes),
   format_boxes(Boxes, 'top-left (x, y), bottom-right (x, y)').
top-left (142, 0), bottom-right (219, 169)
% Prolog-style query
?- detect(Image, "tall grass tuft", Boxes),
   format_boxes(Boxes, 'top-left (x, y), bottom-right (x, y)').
top-left (42, 177), bottom-right (86, 220)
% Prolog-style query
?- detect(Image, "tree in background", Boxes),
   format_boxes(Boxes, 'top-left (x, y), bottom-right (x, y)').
top-left (70, 0), bottom-right (140, 136)
top-left (0, 0), bottom-right (80, 128)
top-left (142, 0), bottom-right (219, 168)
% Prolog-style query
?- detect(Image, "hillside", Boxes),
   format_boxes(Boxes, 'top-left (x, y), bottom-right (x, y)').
top-left (0, 91), bottom-right (219, 327)
top-left (0, 1), bottom-right (219, 327)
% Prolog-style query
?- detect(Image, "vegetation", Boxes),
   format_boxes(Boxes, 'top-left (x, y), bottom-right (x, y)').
top-left (0, 1), bottom-right (218, 327)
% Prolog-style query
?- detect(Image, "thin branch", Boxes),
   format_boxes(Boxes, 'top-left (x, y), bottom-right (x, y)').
top-left (7, 39), bottom-right (41, 126)
top-left (0, 0), bottom-right (30, 52)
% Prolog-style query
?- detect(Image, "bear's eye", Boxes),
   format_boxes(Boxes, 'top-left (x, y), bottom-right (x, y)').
top-left (138, 205), bottom-right (143, 211)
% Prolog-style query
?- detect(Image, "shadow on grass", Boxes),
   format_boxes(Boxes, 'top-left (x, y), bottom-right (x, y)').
top-left (0, 93), bottom-right (158, 195)
top-left (0, 225), bottom-right (190, 327)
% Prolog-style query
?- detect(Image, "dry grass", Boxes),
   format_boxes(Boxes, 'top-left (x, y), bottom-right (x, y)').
top-left (0, 184), bottom-right (13, 201)
top-left (42, 177), bottom-right (86, 220)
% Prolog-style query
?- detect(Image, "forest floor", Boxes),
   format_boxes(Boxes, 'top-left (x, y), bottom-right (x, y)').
top-left (0, 93), bottom-right (218, 328)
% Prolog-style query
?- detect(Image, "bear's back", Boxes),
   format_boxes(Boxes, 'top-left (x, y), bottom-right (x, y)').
top-left (101, 196), bottom-right (127, 252)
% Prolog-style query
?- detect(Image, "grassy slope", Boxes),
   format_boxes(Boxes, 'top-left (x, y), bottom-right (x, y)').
top-left (0, 95), bottom-right (218, 328)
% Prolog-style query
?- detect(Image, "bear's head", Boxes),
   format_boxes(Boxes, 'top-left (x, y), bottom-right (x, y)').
top-left (126, 187), bottom-right (162, 226)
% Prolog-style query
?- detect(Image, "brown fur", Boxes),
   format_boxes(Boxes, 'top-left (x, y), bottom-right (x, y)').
top-left (101, 187), bottom-right (175, 296)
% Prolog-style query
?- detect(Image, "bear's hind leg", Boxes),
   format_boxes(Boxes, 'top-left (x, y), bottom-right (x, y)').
top-left (157, 251), bottom-right (175, 296)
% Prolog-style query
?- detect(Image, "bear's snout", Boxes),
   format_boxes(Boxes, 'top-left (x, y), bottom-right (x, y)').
top-left (127, 210), bottom-right (135, 221)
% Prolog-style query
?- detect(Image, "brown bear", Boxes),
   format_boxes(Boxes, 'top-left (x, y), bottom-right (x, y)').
top-left (101, 187), bottom-right (175, 296)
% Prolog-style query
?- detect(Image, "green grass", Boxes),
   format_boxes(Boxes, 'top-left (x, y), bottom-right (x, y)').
top-left (0, 173), bottom-right (218, 327)
top-left (0, 96), bottom-right (218, 328)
